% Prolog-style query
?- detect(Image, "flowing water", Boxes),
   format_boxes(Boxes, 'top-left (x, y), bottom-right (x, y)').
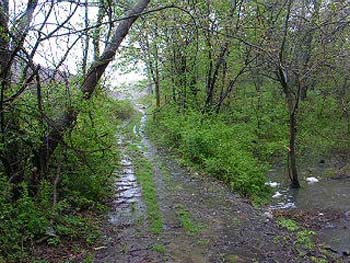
top-left (268, 158), bottom-right (350, 255)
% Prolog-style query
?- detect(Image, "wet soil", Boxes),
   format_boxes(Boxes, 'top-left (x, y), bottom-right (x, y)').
top-left (94, 135), bottom-right (162, 263)
top-left (94, 112), bottom-right (339, 263)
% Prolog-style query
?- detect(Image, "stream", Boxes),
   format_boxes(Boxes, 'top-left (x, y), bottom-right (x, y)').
top-left (268, 158), bottom-right (350, 256)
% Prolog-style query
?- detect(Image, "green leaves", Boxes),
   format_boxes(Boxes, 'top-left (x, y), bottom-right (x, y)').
top-left (0, 92), bottom-right (124, 261)
top-left (147, 105), bottom-right (271, 202)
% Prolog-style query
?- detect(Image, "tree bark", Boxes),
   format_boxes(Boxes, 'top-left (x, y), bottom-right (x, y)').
top-left (288, 110), bottom-right (300, 188)
top-left (278, 65), bottom-right (301, 188)
top-left (0, 0), bottom-right (10, 76)
top-left (154, 43), bottom-right (161, 108)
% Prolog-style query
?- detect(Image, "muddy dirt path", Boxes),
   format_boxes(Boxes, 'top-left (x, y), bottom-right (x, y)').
top-left (95, 110), bottom-right (339, 263)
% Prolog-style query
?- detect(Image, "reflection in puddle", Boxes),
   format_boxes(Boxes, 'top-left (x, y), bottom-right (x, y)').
top-left (109, 106), bottom-right (150, 226)
top-left (108, 138), bottom-right (145, 226)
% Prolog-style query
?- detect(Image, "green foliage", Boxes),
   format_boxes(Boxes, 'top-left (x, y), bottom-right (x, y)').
top-left (0, 91), bottom-right (127, 262)
top-left (299, 92), bottom-right (350, 157)
top-left (113, 100), bottom-right (135, 120)
top-left (277, 217), bottom-right (316, 250)
top-left (176, 205), bottom-right (205, 235)
top-left (0, 182), bottom-right (49, 261)
top-left (152, 243), bottom-right (166, 254)
top-left (147, 105), bottom-right (271, 201)
top-left (310, 256), bottom-right (328, 263)
top-left (278, 218), bottom-right (299, 232)
top-left (296, 230), bottom-right (316, 250)
top-left (53, 94), bottom-right (119, 210)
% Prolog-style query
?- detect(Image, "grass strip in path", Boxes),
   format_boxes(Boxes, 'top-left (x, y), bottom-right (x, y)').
top-left (129, 145), bottom-right (164, 234)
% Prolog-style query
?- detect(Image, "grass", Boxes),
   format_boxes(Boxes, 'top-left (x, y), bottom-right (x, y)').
top-left (131, 149), bottom-right (164, 234)
top-left (122, 101), bottom-right (165, 235)
top-left (278, 218), bottom-right (299, 232)
top-left (175, 205), bottom-right (205, 235)
top-left (152, 243), bottom-right (166, 254)
top-left (146, 104), bottom-right (272, 203)
top-left (120, 110), bottom-right (142, 141)
top-left (158, 161), bottom-right (172, 184)
top-left (277, 217), bottom-right (317, 250)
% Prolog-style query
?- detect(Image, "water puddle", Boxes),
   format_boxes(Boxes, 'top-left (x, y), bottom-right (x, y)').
top-left (108, 106), bottom-right (150, 226)
top-left (268, 160), bottom-right (350, 255)
top-left (108, 148), bottom-right (145, 226)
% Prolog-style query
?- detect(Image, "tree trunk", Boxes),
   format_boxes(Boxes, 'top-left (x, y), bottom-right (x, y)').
top-left (278, 65), bottom-right (301, 188)
top-left (155, 46), bottom-right (161, 108)
top-left (288, 111), bottom-right (300, 188)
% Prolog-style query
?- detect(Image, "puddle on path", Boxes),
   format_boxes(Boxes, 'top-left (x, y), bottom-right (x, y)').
top-left (108, 141), bottom-right (145, 226)
top-left (95, 127), bottom-right (162, 263)
top-left (108, 105), bottom-right (155, 228)
top-left (268, 160), bottom-right (350, 256)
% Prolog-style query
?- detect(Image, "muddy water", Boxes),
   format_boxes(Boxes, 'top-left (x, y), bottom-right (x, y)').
top-left (268, 160), bottom-right (350, 255)
top-left (108, 138), bottom-right (145, 226)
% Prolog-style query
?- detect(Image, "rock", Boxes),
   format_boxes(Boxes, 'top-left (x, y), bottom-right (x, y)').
top-left (324, 223), bottom-right (336, 229)
top-left (264, 211), bottom-right (273, 219)
top-left (121, 159), bottom-right (132, 166)
top-left (94, 246), bottom-right (107, 251)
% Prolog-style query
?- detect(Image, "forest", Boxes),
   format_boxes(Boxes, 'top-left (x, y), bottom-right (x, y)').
top-left (0, 0), bottom-right (350, 262)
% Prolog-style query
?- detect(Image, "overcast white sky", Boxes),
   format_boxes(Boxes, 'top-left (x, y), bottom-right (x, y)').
top-left (10, 0), bottom-right (145, 86)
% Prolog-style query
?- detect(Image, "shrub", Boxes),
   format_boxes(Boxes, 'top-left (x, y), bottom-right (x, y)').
top-left (0, 92), bottom-right (124, 261)
top-left (147, 105), bottom-right (271, 201)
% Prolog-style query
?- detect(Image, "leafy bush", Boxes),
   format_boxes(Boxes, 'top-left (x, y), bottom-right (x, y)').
top-left (113, 100), bottom-right (135, 120)
top-left (147, 106), bottom-right (271, 201)
top-left (0, 92), bottom-right (129, 262)
top-left (299, 93), bottom-right (350, 157)
top-left (0, 182), bottom-right (50, 261)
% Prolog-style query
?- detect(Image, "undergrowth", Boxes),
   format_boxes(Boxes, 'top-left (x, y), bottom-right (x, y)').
top-left (147, 105), bottom-right (272, 203)
top-left (0, 94), bottom-right (134, 262)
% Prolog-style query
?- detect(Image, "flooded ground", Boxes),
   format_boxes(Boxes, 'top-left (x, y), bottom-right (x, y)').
top-left (108, 151), bottom-right (145, 225)
top-left (95, 134), bottom-right (162, 263)
top-left (268, 158), bottom-right (350, 256)
top-left (95, 107), bottom-right (342, 262)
